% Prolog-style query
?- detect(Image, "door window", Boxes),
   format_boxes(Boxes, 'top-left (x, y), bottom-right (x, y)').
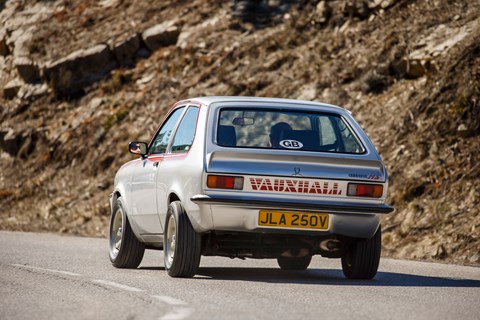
top-left (150, 107), bottom-right (185, 155)
top-left (171, 106), bottom-right (200, 153)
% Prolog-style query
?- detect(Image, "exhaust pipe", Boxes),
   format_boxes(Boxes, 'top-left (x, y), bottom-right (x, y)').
top-left (319, 239), bottom-right (342, 252)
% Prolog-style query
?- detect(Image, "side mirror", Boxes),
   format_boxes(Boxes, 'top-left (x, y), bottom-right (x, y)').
top-left (129, 141), bottom-right (148, 157)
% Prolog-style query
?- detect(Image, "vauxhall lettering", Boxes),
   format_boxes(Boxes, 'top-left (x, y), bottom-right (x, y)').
top-left (250, 178), bottom-right (341, 195)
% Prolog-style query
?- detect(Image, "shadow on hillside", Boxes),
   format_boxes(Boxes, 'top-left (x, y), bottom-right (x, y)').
top-left (195, 267), bottom-right (480, 288)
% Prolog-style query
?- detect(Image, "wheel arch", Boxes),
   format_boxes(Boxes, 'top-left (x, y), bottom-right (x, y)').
top-left (166, 191), bottom-right (207, 233)
top-left (168, 192), bottom-right (181, 204)
top-left (110, 188), bottom-right (145, 242)
top-left (111, 180), bottom-right (128, 208)
top-left (108, 192), bottom-right (146, 268)
top-left (111, 189), bottom-right (121, 203)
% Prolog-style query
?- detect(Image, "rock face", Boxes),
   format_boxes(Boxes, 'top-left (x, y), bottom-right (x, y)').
top-left (0, 0), bottom-right (183, 98)
top-left (1, 16), bottom-right (181, 97)
top-left (44, 44), bottom-right (117, 96)
top-left (111, 33), bottom-right (141, 66)
top-left (142, 22), bottom-right (180, 51)
top-left (42, 28), bottom-right (173, 95)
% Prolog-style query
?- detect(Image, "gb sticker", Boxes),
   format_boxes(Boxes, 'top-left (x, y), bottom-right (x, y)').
top-left (280, 140), bottom-right (303, 149)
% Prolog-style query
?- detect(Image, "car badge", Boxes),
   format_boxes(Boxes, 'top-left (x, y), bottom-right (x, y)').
top-left (292, 167), bottom-right (303, 177)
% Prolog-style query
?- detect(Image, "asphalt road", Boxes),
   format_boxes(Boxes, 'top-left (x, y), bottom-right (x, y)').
top-left (1, 231), bottom-right (479, 320)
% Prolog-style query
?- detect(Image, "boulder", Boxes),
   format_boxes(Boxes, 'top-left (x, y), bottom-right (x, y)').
top-left (297, 84), bottom-right (317, 101)
top-left (112, 33), bottom-right (141, 66)
top-left (368, 0), bottom-right (396, 9)
top-left (14, 57), bottom-right (40, 83)
top-left (406, 60), bottom-right (427, 78)
top-left (344, 0), bottom-right (371, 20)
top-left (17, 83), bottom-right (48, 100)
top-left (99, 0), bottom-right (121, 8)
top-left (8, 28), bottom-right (32, 58)
top-left (3, 79), bottom-right (21, 99)
top-left (457, 124), bottom-right (473, 138)
top-left (315, 1), bottom-right (332, 24)
top-left (0, 128), bottom-right (23, 156)
top-left (361, 70), bottom-right (391, 94)
top-left (142, 22), bottom-right (180, 51)
top-left (391, 59), bottom-right (427, 79)
top-left (16, 129), bottom-right (38, 159)
top-left (0, 30), bottom-right (9, 56)
top-left (44, 44), bottom-right (117, 96)
top-left (231, 0), bottom-right (271, 23)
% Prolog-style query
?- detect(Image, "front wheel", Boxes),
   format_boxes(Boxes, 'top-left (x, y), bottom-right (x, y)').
top-left (109, 198), bottom-right (145, 268)
top-left (341, 227), bottom-right (381, 279)
top-left (164, 201), bottom-right (201, 278)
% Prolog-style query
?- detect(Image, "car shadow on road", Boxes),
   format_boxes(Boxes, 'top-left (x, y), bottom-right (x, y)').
top-left (139, 266), bottom-right (166, 271)
top-left (195, 267), bottom-right (480, 288)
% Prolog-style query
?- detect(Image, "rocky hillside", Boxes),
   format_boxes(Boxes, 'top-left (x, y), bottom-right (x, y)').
top-left (0, 0), bottom-right (479, 265)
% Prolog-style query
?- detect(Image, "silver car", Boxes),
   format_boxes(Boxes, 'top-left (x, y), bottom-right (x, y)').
top-left (108, 97), bottom-right (393, 279)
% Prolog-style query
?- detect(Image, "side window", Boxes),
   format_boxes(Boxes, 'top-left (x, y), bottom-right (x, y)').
top-left (318, 116), bottom-right (337, 146)
top-left (150, 107), bottom-right (185, 155)
top-left (334, 117), bottom-right (364, 153)
top-left (171, 107), bottom-right (200, 153)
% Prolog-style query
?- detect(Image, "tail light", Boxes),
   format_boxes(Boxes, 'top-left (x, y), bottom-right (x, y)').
top-left (347, 183), bottom-right (383, 198)
top-left (207, 175), bottom-right (244, 190)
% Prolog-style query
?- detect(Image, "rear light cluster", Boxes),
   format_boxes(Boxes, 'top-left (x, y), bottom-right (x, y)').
top-left (207, 175), bottom-right (244, 190)
top-left (347, 183), bottom-right (383, 198)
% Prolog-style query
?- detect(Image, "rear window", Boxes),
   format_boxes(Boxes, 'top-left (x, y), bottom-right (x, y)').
top-left (217, 108), bottom-right (364, 154)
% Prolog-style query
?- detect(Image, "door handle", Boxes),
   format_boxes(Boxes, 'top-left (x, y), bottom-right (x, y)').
top-left (153, 162), bottom-right (159, 167)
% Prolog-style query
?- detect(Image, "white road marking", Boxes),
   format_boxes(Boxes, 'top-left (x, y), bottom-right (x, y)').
top-left (11, 264), bottom-right (82, 277)
top-left (153, 295), bottom-right (188, 306)
top-left (159, 307), bottom-right (194, 320)
top-left (11, 263), bottom-right (194, 319)
top-left (91, 279), bottom-right (142, 292)
top-left (154, 296), bottom-right (192, 320)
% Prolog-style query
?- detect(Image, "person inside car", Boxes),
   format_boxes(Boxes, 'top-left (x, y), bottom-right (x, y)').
top-left (269, 122), bottom-right (292, 148)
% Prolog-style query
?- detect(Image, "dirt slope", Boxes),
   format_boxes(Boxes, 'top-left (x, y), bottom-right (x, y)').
top-left (0, 0), bottom-right (479, 265)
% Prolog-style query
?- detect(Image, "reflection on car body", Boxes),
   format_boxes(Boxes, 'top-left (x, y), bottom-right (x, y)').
top-left (108, 97), bottom-right (394, 279)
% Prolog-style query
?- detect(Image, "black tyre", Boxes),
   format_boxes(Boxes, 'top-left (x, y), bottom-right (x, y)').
top-left (164, 201), bottom-right (201, 278)
top-left (341, 227), bottom-right (381, 279)
top-left (277, 255), bottom-right (312, 270)
top-left (109, 198), bottom-right (145, 268)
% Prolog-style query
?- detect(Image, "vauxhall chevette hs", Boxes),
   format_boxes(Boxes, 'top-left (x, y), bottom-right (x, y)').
top-left (108, 96), bottom-right (394, 279)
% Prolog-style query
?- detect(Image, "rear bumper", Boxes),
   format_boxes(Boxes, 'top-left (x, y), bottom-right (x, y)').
top-left (191, 195), bottom-right (394, 214)
top-left (190, 194), bottom-right (392, 238)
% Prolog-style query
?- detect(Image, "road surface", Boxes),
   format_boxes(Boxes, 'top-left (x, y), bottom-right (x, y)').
top-left (1, 231), bottom-right (479, 320)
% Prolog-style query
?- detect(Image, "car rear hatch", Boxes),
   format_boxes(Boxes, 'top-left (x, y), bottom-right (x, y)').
top-left (192, 102), bottom-right (393, 214)
top-left (192, 150), bottom-right (393, 215)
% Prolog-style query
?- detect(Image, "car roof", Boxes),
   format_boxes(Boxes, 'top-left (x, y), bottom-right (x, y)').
top-left (178, 96), bottom-right (346, 112)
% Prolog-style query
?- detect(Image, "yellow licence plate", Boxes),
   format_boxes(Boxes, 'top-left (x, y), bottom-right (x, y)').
top-left (258, 210), bottom-right (329, 230)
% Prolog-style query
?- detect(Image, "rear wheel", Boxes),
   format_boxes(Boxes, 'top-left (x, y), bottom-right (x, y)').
top-left (109, 198), bottom-right (145, 268)
top-left (164, 201), bottom-right (201, 278)
top-left (341, 227), bottom-right (381, 279)
top-left (277, 255), bottom-right (312, 270)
